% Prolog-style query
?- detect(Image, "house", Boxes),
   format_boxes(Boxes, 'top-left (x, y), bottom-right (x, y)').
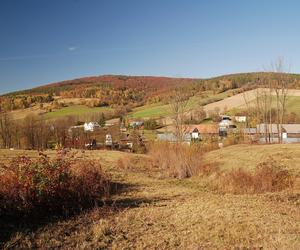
top-left (129, 120), bottom-right (144, 128)
top-left (185, 124), bottom-right (219, 139)
top-left (244, 124), bottom-right (300, 143)
top-left (218, 116), bottom-right (237, 137)
top-left (157, 124), bottom-right (219, 142)
top-left (84, 122), bottom-right (101, 132)
top-left (157, 132), bottom-right (192, 144)
top-left (191, 128), bottom-right (200, 139)
top-left (235, 116), bottom-right (247, 123)
top-left (119, 134), bottom-right (134, 149)
top-left (105, 134), bottom-right (113, 146)
top-left (157, 124), bottom-right (220, 144)
top-left (157, 133), bottom-right (177, 142)
top-left (219, 116), bottom-right (234, 127)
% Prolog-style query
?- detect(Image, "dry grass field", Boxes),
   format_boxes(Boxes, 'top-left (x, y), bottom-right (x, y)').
top-left (204, 88), bottom-right (300, 114)
top-left (1, 145), bottom-right (300, 249)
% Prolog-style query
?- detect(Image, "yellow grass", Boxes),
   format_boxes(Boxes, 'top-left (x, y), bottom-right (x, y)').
top-left (204, 143), bottom-right (300, 175)
top-left (1, 145), bottom-right (300, 249)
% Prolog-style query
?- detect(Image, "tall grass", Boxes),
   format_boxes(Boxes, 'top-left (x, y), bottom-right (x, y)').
top-left (148, 142), bottom-right (209, 178)
top-left (0, 152), bottom-right (111, 217)
top-left (148, 142), bottom-right (294, 194)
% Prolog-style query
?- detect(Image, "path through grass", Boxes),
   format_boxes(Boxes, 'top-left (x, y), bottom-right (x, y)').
top-left (1, 146), bottom-right (299, 249)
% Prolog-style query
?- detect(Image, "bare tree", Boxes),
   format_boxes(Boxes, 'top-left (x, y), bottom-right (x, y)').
top-left (270, 58), bottom-right (290, 143)
top-left (23, 114), bottom-right (38, 149)
top-left (170, 88), bottom-right (189, 142)
top-left (0, 112), bottom-right (13, 148)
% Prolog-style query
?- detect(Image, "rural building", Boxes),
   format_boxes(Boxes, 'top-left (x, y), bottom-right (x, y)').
top-left (185, 124), bottom-right (219, 138)
top-left (191, 128), bottom-right (200, 139)
top-left (157, 133), bottom-right (177, 142)
top-left (235, 116), bottom-right (247, 123)
top-left (219, 116), bottom-right (237, 137)
top-left (157, 124), bottom-right (219, 144)
top-left (129, 121), bottom-right (144, 128)
top-left (244, 124), bottom-right (300, 143)
top-left (105, 134), bottom-right (113, 146)
top-left (84, 122), bottom-right (101, 132)
top-left (119, 134), bottom-right (138, 150)
top-left (156, 132), bottom-right (192, 144)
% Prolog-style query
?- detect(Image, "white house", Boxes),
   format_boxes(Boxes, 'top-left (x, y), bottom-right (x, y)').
top-left (235, 116), bottom-right (247, 123)
top-left (219, 116), bottom-right (237, 136)
top-left (191, 128), bottom-right (200, 139)
top-left (84, 122), bottom-right (101, 132)
top-left (105, 134), bottom-right (113, 146)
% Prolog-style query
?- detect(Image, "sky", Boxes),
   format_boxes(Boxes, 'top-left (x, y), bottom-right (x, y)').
top-left (1, 0), bottom-right (300, 94)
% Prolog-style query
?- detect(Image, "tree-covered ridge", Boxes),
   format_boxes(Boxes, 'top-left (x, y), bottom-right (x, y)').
top-left (2, 72), bottom-right (300, 112)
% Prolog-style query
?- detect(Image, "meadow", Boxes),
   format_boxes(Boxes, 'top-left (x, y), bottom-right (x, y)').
top-left (1, 143), bottom-right (299, 249)
top-left (285, 96), bottom-right (300, 116)
top-left (129, 91), bottom-right (232, 119)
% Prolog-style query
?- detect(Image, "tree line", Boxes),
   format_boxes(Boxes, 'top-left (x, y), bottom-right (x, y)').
top-left (0, 111), bottom-right (112, 150)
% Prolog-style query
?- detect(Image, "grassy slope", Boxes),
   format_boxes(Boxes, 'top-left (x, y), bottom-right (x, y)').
top-left (286, 96), bottom-right (300, 116)
top-left (44, 105), bottom-right (113, 119)
top-left (204, 143), bottom-right (300, 175)
top-left (1, 145), bottom-right (300, 249)
top-left (228, 95), bottom-right (300, 117)
top-left (130, 91), bottom-right (231, 119)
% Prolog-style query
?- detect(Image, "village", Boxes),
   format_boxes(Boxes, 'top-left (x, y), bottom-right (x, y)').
top-left (66, 112), bottom-right (300, 152)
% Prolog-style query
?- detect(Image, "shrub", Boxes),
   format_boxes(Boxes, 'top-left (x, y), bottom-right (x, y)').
top-left (0, 153), bottom-right (111, 217)
top-left (149, 142), bottom-right (203, 178)
top-left (217, 160), bottom-right (294, 194)
top-left (117, 155), bottom-right (131, 170)
top-left (144, 119), bottom-right (158, 130)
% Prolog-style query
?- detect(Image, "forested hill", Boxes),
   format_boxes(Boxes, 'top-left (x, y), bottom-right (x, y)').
top-left (8, 72), bottom-right (300, 97)
top-left (2, 72), bottom-right (300, 112)
top-left (9, 75), bottom-right (198, 96)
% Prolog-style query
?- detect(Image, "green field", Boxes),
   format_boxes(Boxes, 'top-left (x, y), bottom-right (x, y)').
top-left (129, 103), bottom-right (171, 119)
top-left (228, 95), bottom-right (300, 117)
top-left (130, 91), bottom-right (232, 119)
top-left (285, 96), bottom-right (300, 116)
top-left (44, 105), bottom-right (113, 119)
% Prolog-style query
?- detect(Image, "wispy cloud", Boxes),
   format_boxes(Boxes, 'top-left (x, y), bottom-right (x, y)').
top-left (68, 46), bottom-right (78, 51)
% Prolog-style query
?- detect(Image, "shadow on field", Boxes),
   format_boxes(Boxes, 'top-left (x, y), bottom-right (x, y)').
top-left (0, 181), bottom-right (166, 247)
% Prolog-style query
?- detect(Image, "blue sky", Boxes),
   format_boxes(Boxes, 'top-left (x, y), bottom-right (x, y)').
top-left (0, 0), bottom-right (300, 94)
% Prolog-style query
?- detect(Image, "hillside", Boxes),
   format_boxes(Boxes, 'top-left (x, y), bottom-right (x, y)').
top-left (1, 144), bottom-right (299, 249)
top-left (2, 72), bottom-right (300, 121)
top-left (6, 72), bottom-right (300, 97)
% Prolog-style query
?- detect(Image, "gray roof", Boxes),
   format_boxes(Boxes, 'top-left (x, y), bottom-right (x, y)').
top-left (157, 133), bottom-right (177, 142)
top-left (243, 128), bottom-right (257, 134)
top-left (282, 124), bottom-right (300, 134)
top-left (157, 133), bottom-right (191, 142)
top-left (256, 124), bottom-right (300, 134)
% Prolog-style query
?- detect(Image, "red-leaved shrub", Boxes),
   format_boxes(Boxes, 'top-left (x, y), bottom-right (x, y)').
top-left (0, 153), bottom-right (110, 216)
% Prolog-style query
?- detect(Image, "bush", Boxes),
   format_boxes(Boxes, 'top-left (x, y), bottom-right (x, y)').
top-left (144, 119), bottom-right (158, 130)
top-left (217, 160), bottom-right (294, 194)
top-left (0, 153), bottom-right (111, 217)
top-left (149, 142), bottom-right (203, 178)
